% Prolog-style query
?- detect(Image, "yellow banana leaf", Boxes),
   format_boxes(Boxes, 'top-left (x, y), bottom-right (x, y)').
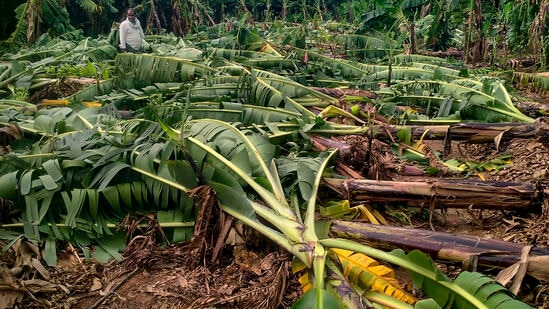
top-left (82, 101), bottom-right (102, 108)
top-left (320, 200), bottom-right (387, 224)
top-left (38, 99), bottom-right (69, 109)
top-left (260, 43), bottom-right (283, 57)
top-left (293, 248), bottom-right (415, 305)
top-left (332, 248), bottom-right (416, 305)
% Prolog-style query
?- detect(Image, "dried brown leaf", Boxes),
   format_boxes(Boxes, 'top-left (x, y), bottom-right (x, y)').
top-left (22, 279), bottom-right (58, 293)
top-left (90, 277), bottom-right (102, 292)
top-left (0, 290), bottom-right (24, 308)
top-left (0, 124), bottom-right (23, 147)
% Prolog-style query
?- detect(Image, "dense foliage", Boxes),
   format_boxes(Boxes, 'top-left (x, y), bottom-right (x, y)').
top-left (1, 0), bottom-right (549, 68)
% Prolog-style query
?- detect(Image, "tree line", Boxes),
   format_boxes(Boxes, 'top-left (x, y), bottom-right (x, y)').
top-left (1, 0), bottom-right (548, 68)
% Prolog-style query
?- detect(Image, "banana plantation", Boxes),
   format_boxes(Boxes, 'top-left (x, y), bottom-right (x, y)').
top-left (1, 0), bottom-right (549, 308)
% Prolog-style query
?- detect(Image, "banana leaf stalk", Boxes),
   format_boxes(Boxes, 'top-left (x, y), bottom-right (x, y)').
top-left (513, 97), bottom-right (549, 118)
top-left (0, 100), bottom-right (38, 114)
top-left (322, 178), bottom-right (537, 210)
top-left (371, 122), bottom-right (538, 144)
top-left (1, 221), bottom-right (195, 229)
top-left (310, 135), bottom-right (351, 157)
top-left (329, 220), bottom-right (549, 282)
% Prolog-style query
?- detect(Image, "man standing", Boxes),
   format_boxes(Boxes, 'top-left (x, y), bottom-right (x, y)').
top-left (119, 8), bottom-right (144, 53)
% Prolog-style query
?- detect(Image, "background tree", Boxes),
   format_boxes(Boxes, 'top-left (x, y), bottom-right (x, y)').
top-left (357, 0), bottom-right (428, 54)
top-left (422, 0), bottom-right (457, 52)
top-left (527, 0), bottom-right (549, 68)
top-left (1, 0), bottom-right (549, 69)
top-left (466, 0), bottom-right (486, 63)
top-left (0, 1), bottom-right (25, 40)
top-left (65, 0), bottom-right (118, 36)
top-left (6, 0), bottom-right (75, 45)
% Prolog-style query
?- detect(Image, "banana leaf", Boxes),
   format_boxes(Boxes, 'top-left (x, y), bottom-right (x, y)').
top-left (114, 53), bottom-right (217, 88)
top-left (389, 80), bottom-right (534, 123)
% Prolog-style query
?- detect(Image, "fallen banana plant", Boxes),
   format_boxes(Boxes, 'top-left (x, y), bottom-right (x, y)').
top-left (329, 220), bottom-right (549, 282)
top-left (159, 117), bottom-right (533, 308)
top-left (322, 177), bottom-right (537, 210)
top-left (371, 122), bottom-right (539, 145)
top-left (384, 80), bottom-right (535, 123)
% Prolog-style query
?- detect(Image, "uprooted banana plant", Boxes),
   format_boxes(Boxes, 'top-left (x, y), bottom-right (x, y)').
top-left (152, 115), bottom-right (531, 308)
